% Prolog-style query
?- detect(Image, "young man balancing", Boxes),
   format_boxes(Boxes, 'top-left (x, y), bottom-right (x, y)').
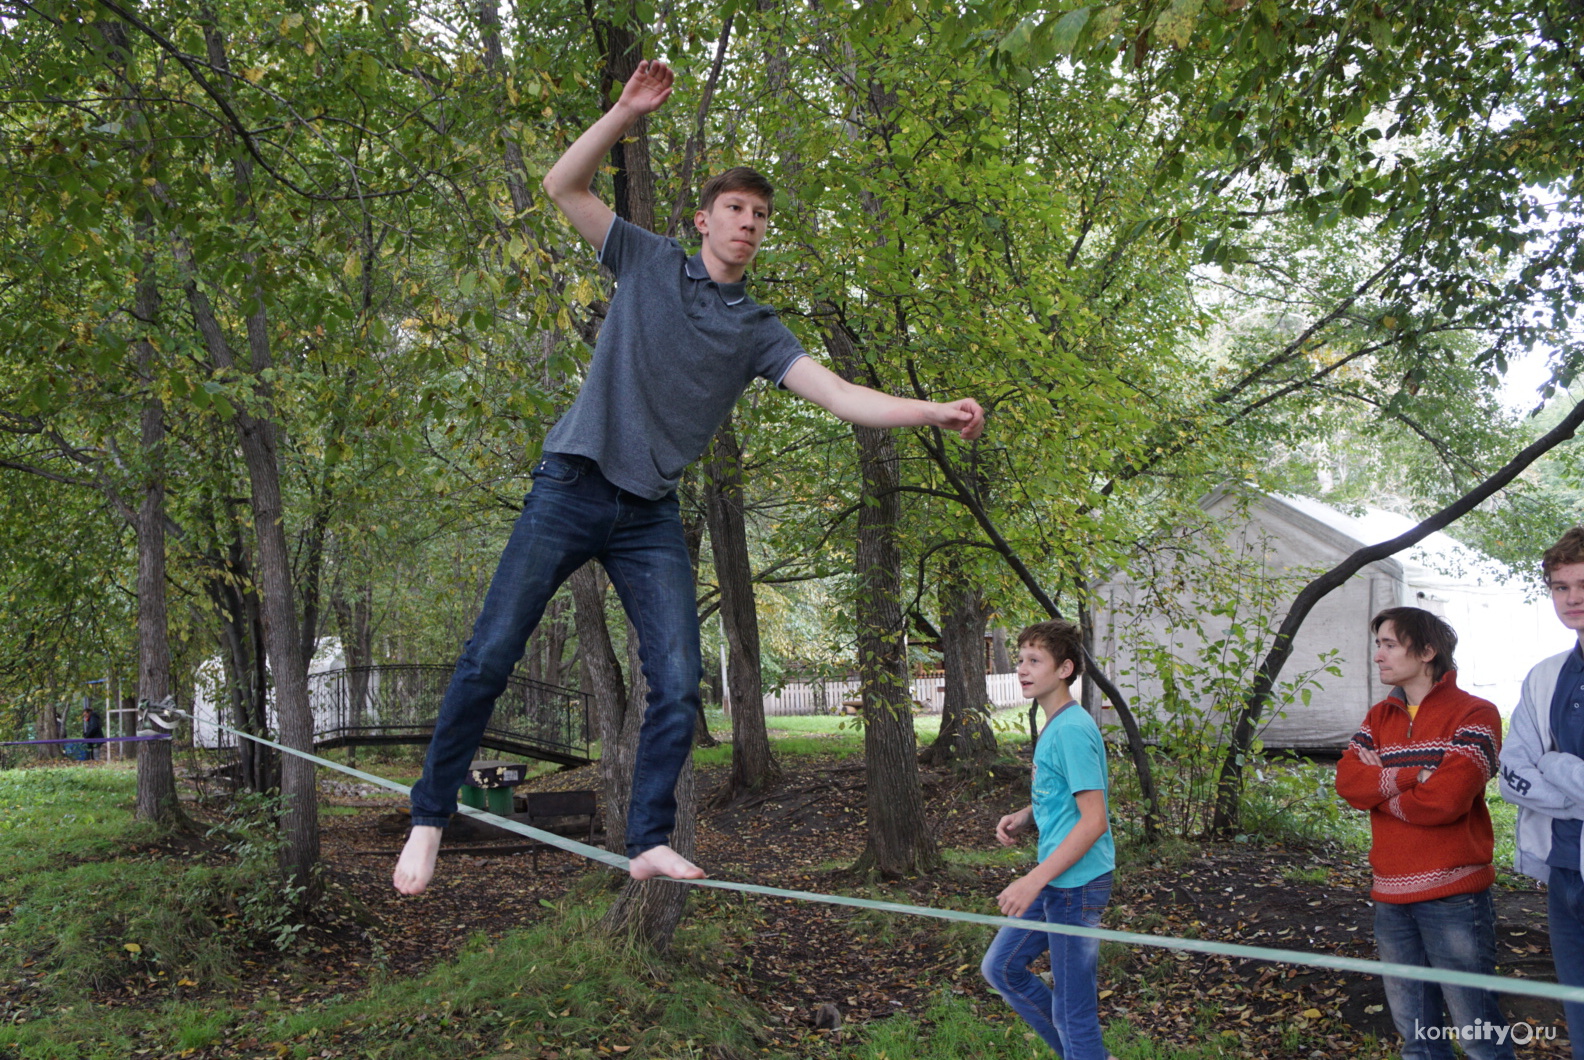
top-left (1500, 527), bottom-right (1584, 1060)
top-left (1335, 607), bottom-right (1513, 1060)
top-left (393, 59), bottom-right (984, 894)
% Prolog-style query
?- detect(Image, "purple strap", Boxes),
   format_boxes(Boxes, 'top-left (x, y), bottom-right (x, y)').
top-left (0, 735), bottom-right (172, 747)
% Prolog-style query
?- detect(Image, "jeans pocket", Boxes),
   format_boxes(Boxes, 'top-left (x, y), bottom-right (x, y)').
top-left (1081, 873), bottom-right (1114, 926)
top-left (532, 455), bottom-right (580, 484)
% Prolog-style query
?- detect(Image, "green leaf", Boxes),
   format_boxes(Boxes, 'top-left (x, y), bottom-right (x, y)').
top-left (997, 15), bottom-right (1037, 58)
top-left (1155, 0), bottom-right (1203, 48)
top-left (1050, 8), bottom-right (1092, 56)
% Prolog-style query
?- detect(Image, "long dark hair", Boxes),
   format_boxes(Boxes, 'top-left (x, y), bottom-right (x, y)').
top-left (1371, 606), bottom-right (1458, 682)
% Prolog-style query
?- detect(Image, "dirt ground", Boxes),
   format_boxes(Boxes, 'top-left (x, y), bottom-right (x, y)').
top-left (312, 748), bottom-right (1574, 1058)
top-left (17, 749), bottom-right (1570, 1058)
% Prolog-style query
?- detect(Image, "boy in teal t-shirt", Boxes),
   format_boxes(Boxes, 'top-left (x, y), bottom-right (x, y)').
top-left (980, 619), bottom-right (1119, 1060)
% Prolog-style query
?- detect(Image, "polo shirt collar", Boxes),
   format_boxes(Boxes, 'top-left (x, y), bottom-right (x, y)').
top-left (684, 253), bottom-right (747, 306)
top-left (1566, 643), bottom-right (1584, 674)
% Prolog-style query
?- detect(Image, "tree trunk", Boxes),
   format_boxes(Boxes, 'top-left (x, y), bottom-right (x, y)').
top-left (330, 578), bottom-right (374, 763)
top-left (920, 564), bottom-right (997, 769)
top-left (570, 564), bottom-right (632, 856)
top-left (207, 522), bottom-right (273, 795)
top-left (131, 245), bottom-right (178, 824)
top-left (597, 618), bottom-right (699, 949)
top-left (36, 685), bottom-right (61, 759)
top-left (598, 758), bottom-right (697, 951)
top-left (706, 415), bottom-right (779, 801)
top-left (597, 13), bottom-right (656, 231)
top-left (147, 10), bottom-right (318, 891)
top-left (95, 16), bottom-right (179, 823)
top-left (585, 3), bottom-right (698, 945)
top-left (819, 323), bottom-right (939, 875)
top-left (990, 625), bottom-right (1013, 675)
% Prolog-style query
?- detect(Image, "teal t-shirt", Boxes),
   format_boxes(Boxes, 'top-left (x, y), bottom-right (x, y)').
top-left (1031, 705), bottom-right (1115, 889)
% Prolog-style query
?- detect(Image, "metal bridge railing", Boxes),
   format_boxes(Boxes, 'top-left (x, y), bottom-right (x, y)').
top-left (193, 664), bottom-right (593, 765)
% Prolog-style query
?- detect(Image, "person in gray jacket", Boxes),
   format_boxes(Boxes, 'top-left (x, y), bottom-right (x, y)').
top-left (1499, 525), bottom-right (1584, 1059)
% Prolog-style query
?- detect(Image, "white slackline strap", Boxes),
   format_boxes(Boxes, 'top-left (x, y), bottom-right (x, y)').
top-left (174, 710), bottom-right (1584, 1005)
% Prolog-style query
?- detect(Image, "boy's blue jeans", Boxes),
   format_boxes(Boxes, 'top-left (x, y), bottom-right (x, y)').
top-left (1548, 866), bottom-right (1584, 1060)
top-left (981, 872), bottom-right (1113, 1060)
top-left (1374, 888), bottom-right (1515, 1060)
top-left (408, 453), bottom-right (700, 857)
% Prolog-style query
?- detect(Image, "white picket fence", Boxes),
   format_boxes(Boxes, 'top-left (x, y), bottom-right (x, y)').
top-left (759, 672), bottom-right (1023, 716)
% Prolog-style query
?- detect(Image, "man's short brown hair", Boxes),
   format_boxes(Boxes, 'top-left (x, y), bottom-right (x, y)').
top-left (1543, 527), bottom-right (1584, 580)
top-left (1371, 606), bottom-right (1458, 683)
top-left (1017, 619), bottom-right (1085, 681)
top-left (699, 166), bottom-right (774, 214)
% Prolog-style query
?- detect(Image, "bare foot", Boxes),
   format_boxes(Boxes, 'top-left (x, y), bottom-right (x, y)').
top-left (393, 825), bottom-right (443, 895)
top-left (628, 844), bottom-right (706, 881)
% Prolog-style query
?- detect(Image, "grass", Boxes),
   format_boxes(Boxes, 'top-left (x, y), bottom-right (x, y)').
top-left (850, 993), bottom-right (1255, 1059)
top-left (0, 769), bottom-right (313, 1004)
top-left (0, 767), bottom-right (771, 1060)
top-left (1, 897), bottom-right (775, 1060)
top-left (0, 723), bottom-right (1532, 1060)
top-left (1282, 864), bottom-right (1330, 885)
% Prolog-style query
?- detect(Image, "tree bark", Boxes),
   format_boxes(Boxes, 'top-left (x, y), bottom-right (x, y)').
top-left (154, 11), bottom-right (318, 889)
top-left (705, 414), bottom-right (779, 801)
top-left (920, 563), bottom-right (997, 769)
top-left (1210, 396), bottom-right (1584, 833)
top-left (598, 757), bottom-right (697, 951)
top-left (822, 321), bottom-right (939, 876)
top-left (94, 15), bottom-right (179, 822)
top-left (570, 564), bottom-right (632, 856)
top-left (597, 614), bottom-right (699, 949)
top-left (206, 519), bottom-right (273, 794)
top-left (330, 576), bottom-right (374, 763)
top-left (130, 244), bottom-right (178, 824)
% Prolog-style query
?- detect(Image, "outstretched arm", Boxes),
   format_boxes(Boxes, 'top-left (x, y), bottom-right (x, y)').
top-left (542, 59), bottom-right (675, 250)
top-left (782, 357), bottom-right (985, 440)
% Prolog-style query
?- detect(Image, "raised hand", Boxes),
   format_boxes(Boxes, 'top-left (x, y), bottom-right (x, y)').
top-left (619, 59), bottom-right (675, 116)
top-left (931, 397), bottom-right (986, 440)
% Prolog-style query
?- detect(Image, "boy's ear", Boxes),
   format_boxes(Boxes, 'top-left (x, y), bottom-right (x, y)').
top-left (693, 208), bottom-right (708, 235)
top-left (1056, 657), bottom-right (1075, 682)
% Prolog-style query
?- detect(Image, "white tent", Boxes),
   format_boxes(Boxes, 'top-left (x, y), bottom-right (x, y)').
top-left (190, 638), bottom-right (348, 748)
top-left (1090, 488), bottom-right (1573, 751)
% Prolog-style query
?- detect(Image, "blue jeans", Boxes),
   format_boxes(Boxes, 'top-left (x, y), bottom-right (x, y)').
top-left (1549, 867), bottom-right (1584, 1060)
top-left (1374, 889), bottom-right (1515, 1060)
top-left (981, 872), bottom-right (1113, 1060)
top-left (408, 453), bottom-right (700, 857)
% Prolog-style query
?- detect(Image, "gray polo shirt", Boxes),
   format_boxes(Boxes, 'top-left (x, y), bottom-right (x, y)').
top-left (542, 216), bottom-right (807, 500)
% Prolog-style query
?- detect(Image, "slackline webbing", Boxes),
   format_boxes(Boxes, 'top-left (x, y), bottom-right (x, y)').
top-left (0, 736), bottom-right (172, 747)
top-left (170, 708), bottom-right (1584, 1006)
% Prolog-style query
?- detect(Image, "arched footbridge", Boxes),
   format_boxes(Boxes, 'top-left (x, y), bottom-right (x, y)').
top-left (304, 664), bottom-right (593, 768)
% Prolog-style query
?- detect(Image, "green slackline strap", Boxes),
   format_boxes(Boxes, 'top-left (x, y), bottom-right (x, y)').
top-left (180, 710), bottom-right (1584, 1006)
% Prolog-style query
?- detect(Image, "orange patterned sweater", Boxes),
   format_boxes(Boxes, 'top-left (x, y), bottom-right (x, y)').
top-left (1334, 671), bottom-right (1502, 903)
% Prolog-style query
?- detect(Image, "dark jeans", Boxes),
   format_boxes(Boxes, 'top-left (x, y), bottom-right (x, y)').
top-left (981, 872), bottom-right (1113, 1060)
top-left (1374, 888), bottom-right (1515, 1060)
top-left (408, 453), bottom-right (700, 857)
top-left (1549, 866), bottom-right (1584, 1060)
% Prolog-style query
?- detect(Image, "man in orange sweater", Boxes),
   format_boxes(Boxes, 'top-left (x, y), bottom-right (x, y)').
top-left (1336, 606), bottom-right (1514, 1060)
